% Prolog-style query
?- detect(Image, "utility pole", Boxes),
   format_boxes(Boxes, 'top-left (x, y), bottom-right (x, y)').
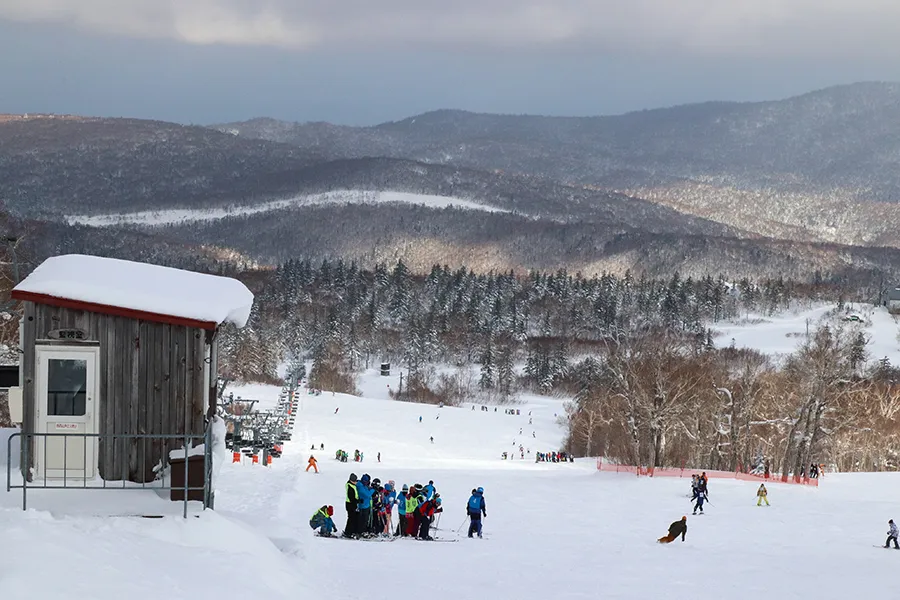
top-left (398, 372), bottom-right (403, 399)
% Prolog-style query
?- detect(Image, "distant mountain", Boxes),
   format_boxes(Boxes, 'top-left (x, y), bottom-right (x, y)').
top-left (7, 84), bottom-right (900, 284)
top-left (0, 115), bottom-right (331, 217)
top-left (215, 82), bottom-right (900, 248)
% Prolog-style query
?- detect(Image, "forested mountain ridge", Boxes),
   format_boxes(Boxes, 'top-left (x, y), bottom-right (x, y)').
top-left (217, 82), bottom-right (900, 248)
top-left (0, 116), bottom-right (331, 217)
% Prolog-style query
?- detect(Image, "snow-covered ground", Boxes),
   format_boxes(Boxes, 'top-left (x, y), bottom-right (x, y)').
top-left (65, 190), bottom-right (510, 227)
top-left (2, 368), bottom-right (898, 599)
top-left (712, 302), bottom-right (900, 365)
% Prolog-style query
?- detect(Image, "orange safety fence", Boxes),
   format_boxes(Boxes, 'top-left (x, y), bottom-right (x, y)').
top-left (596, 458), bottom-right (819, 487)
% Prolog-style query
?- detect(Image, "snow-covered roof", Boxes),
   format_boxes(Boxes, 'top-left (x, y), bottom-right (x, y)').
top-left (13, 254), bottom-right (254, 329)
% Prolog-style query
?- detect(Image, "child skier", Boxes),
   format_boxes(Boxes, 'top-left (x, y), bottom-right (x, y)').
top-left (405, 485), bottom-right (421, 536)
top-left (693, 487), bottom-right (707, 515)
top-left (395, 484), bottom-right (408, 535)
top-left (467, 487), bottom-right (487, 538)
top-left (309, 505), bottom-right (337, 536)
top-left (356, 474), bottom-right (375, 535)
top-left (757, 484), bottom-right (769, 506)
top-left (383, 482), bottom-right (396, 535)
top-left (371, 478), bottom-right (386, 535)
top-left (658, 516), bottom-right (687, 543)
top-left (417, 497), bottom-right (443, 540)
top-left (306, 455), bottom-right (318, 473)
top-left (886, 520), bottom-right (899, 549)
top-left (424, 480), bottom-right (436, 500)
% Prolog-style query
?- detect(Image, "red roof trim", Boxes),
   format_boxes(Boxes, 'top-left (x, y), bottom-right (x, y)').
top-left (11, 290), bottom-right (218, 330)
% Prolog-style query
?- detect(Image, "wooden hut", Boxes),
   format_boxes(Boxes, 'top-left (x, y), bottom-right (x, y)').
top-left (9, 254), bottom-right (254, 483)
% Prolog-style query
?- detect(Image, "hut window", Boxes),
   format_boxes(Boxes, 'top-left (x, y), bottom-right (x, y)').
top-left (47, 358), bottom-right (87, 416)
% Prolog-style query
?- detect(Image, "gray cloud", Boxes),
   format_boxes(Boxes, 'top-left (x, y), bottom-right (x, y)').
top-left (2, 0), bottom-right (899, 57)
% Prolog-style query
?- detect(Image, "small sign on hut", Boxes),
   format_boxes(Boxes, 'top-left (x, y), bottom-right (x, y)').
top-left (8, 254), bottom-right (254, 488)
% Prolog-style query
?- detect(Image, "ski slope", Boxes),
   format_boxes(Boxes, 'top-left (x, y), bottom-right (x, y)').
top-left (2, 368), bottom-right (899, 599)
top-left (64, 191), bottom-right (510, 227)
top-left (712, 301), bottom-right (900, 365)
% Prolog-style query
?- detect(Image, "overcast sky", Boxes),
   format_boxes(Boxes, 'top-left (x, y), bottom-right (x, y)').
top-left (1, 1), bottom-right (899, 125)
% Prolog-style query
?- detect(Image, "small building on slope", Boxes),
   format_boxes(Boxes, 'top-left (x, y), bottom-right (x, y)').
top-left (9, 254), bottom-right (254, 485)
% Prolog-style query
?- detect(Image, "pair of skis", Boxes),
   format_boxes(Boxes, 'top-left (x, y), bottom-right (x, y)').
top-left (321, 535), bottom-right (458, 543)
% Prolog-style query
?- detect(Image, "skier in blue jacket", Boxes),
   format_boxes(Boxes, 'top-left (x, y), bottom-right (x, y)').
top-left (467, 487), bottom-right (487, 538)
top-left (356, 473), bottom-right (375, 534)
top-left (395, 484), bottom-right (409, 536)
top-left (424, 480), bottom-right (436, 500)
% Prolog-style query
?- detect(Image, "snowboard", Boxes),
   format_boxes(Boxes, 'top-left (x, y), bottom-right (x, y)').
top-left (873, 545), bottom-right (900, 549)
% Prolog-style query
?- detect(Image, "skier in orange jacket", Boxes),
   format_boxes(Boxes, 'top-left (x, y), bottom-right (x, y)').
top-left (306, 455), bottom-right (318, 473)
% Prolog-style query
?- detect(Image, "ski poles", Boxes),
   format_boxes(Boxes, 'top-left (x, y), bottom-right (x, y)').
top-left (457, 515), bottom-right (469, 534)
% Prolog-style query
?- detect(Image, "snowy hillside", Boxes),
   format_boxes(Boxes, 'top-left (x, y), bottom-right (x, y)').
top-left (711, 302), bottom-right (900, 364)
top-left (65, 190), bottom-right (510, 227)
top-left (2, 368), bottom-right (899, 599)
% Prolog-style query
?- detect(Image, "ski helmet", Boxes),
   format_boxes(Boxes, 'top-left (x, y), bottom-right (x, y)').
top-left (428, 480), bottom-right (434, 485)
top-left (385, 483), bottom-right (392, 491)
top-left (327, 506), bottom-right (334, 516)
top-left (373, 477), bottom-right (381, 486)
top-left (349, 473), bottom-right (358, 482)
top-left (361, 473), bottom-right (371, 484)
top-left (435, 498), bottom-right (442, 505)
top-left (476, 487), bottom-right (484, 494)
top-left (402, 484), bottom-right (409, 492)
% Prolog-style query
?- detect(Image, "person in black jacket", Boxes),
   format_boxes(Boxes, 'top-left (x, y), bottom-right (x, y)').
top-left (344, 473), bottom-right (361, 538)
top-left (658, 516), bottom-right (687, 543)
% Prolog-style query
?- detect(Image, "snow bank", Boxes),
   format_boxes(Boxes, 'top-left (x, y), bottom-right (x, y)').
top-left (0, 508), bottom-right (305, 600)
top-left (13, 254), bottom-right (254, 328)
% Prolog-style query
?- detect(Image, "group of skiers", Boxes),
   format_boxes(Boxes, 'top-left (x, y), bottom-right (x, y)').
top-left (310, 473), bottom-right (487, 542)
top-left (332, 448), bottom-right (368, 462)
top-left (690, 473), bottom-right (709, 515)
top-left (342, 473), bottom-right (445, 540)
top-left (535, 451), bottom-right (572, 463)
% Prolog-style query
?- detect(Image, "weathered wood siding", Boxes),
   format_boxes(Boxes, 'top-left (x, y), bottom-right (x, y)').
top-left (21, 302), bottom-right (213, 483)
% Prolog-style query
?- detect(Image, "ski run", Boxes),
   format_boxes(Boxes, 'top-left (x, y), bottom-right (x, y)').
top-left (3, 367), bottom-right (900, 599)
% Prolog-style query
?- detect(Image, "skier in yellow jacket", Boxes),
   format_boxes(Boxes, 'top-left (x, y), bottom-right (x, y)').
top-left (757, 483), bottom-right (769, 506)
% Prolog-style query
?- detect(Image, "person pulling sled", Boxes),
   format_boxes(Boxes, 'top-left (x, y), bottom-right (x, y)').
top-left (658, 516), bottom-right (687, 543)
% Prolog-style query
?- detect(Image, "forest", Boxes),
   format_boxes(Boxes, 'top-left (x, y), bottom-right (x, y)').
top-left (215, 257), bottom-right (900, 475)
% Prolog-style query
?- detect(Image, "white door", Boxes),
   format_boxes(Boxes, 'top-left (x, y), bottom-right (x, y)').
top-left (35, 346), bottom-right (99, 479)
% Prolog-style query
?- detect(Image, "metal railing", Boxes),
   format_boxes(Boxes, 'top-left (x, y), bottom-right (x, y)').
top-left (6, 428), bottom-right (213, 518)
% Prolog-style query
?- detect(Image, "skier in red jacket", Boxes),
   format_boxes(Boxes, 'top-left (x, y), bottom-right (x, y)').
top-left (417, 497), bottom-right (443, 540)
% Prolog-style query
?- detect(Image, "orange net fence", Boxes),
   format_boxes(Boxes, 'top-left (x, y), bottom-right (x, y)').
top-left (595, 458), bottom-right (819, 487)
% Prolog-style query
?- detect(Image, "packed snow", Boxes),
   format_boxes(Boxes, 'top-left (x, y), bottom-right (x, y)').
top-left (65, 190), bottom-right (511, 227)
top-left (2, 367), bottom-right (898, 599)
top-left (12, 254), bottom-right (254, 328)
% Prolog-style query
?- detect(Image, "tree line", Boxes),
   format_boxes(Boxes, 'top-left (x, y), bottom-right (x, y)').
top-left (564, 318), bottom-right (900, 475)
